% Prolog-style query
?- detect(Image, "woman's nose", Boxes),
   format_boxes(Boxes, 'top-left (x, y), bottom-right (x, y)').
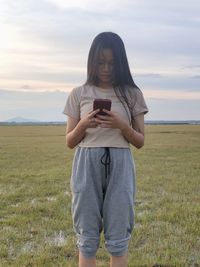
top-left (104, 63), bottom-right (109, 71)
top-left (103, 63), bottom-right (111, 71)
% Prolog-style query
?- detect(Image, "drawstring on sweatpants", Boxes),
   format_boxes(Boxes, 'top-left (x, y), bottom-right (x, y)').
top-left (100, 147), bottom-right (111, 179)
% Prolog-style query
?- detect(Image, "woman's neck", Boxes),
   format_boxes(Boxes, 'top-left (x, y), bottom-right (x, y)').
top-left (97, 82), bottom-right (113, 89)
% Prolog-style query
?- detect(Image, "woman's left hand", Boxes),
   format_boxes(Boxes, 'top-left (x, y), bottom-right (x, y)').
top-left (95, 109), bottom-right (128, 130)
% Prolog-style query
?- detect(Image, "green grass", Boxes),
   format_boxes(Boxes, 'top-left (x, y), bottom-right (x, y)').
top-left (0, 124), bottom-right (199, 267)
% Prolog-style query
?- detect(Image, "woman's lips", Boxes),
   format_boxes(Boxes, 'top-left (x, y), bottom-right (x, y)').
top-left (100, 74), bottom-right (111, 78)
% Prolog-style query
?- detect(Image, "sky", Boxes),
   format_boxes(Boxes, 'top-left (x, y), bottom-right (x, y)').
top-left (0, 0), bottom-right (200, 122)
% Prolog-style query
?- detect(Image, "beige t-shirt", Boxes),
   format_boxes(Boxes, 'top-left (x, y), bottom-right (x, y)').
top-left (63, 84), bottom-right (148, 148)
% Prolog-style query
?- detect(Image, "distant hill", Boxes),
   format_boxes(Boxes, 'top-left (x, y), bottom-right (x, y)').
top-left (145, 120), bottom-right (200, 125)
top-left (5, 116), bottom-right (40, 123)
top-left (0, 117), bottom-right (65, 125)
top-left (0, 117), bottom-right (199, 125)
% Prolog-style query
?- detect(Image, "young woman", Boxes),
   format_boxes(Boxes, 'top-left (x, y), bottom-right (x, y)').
top-left (63, 32), bottom-right (148, 267)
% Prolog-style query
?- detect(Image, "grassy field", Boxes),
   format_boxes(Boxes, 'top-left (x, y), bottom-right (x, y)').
top-left (0, 124), bottom-right (199, 267)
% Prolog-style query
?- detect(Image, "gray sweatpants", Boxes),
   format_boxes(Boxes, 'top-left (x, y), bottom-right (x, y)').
top-left (70, 147), bottom-right (136, 258)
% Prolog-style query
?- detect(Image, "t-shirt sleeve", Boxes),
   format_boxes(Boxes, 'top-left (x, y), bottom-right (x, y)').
top-left (62, 87), bottom-right (81, 119)
top-left (132, 89), bottom-right (149, 117)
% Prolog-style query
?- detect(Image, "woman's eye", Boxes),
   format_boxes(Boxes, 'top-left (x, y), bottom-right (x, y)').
top-left (98, 62), bottom-right (113, 67)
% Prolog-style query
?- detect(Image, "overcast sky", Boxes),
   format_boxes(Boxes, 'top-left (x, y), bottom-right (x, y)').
top-left (0, 0), bottom-right (200, 121)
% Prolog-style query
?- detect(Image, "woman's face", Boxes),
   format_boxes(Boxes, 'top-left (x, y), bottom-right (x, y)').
top-left (97, 49), bottom-right (113, 88)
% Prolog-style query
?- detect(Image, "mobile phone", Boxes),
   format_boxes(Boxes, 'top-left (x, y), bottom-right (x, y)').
top-left (93, 99), bottom-right (112, 115)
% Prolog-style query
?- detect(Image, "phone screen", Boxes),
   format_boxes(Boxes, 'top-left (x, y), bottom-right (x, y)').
top-left (93, 99), bottom-right (112, 115)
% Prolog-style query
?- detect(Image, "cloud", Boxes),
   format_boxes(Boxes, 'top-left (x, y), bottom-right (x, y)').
top-left (183, 64), bottom-right (200, 69)
top-left (134, 73), bottom-right (200, 93)
top-left (144, 89), bottom-right (200, 100)
top-left (0, 79), bottom-right (75, 93)
top-left (190, 75), bottom-right (200, 79)
top-left (19, 85), bottom-right (33, 90)
top-left (46, 0), bottom-right (132, 12)
top-left (134, 73), bottom-right (163, 78)
top-left (0, 0), bottom-right (200, 121)
top-left (146, 98), bottom-right (200, 120)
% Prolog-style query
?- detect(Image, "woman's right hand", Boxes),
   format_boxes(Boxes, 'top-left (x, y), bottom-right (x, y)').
top-left (66, 109), bottom-right (100, 149)
top-left (79, 109), bottom-right (100, 129)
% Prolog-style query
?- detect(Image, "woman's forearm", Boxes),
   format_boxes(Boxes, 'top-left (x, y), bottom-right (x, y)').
top-left (120, 124), bottom-right (144, 149)
top-left (66, 122), bottom-right (86, 149)
top-left (66, 110), bottom-right (100, 149)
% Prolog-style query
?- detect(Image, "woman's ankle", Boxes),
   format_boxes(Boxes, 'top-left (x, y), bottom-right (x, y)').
top-left (79, 252), bottom-right (96, 267)
top-left (110, 253), bottom-right (128, 267)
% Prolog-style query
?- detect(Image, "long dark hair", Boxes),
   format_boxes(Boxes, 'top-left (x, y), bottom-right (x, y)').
top-left (85, 31), bottom-right (140, 126)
